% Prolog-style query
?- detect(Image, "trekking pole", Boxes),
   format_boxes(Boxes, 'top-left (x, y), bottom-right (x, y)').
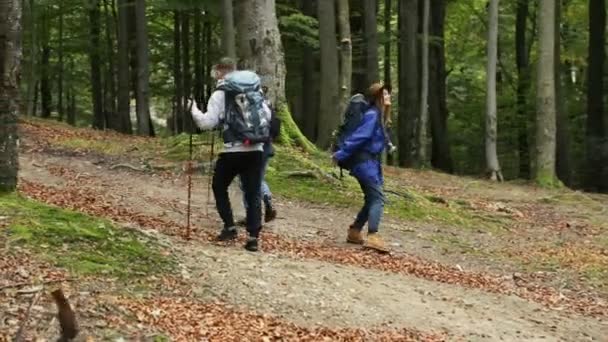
top-left (206, 129), bottom-right (216, 217)
top-left (185, 96), bottom-right (195, 240)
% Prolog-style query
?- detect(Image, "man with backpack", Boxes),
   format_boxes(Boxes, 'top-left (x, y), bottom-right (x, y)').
top-left (238, 86), bottom-right (279, 224)
top-left (186, 57), bottom-right (271, 252)
top-left (332, 83), bottom-right (392, 252)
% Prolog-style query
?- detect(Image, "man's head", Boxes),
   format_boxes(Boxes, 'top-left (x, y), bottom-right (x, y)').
top-left (212, 57), bottom-right (236, 80)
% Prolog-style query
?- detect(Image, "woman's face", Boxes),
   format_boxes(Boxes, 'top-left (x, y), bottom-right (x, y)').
top-left (382, 89), bottom-right (392, 106)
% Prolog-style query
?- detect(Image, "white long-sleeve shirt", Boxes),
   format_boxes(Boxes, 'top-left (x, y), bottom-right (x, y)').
top-left (191, 88), bottom-right (272, 153)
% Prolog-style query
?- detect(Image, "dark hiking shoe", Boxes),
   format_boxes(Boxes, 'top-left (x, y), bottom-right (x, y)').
top-left (264, 207), bottom-right (277, 223)
top-left (244, 237), bottom-right (259, 252)
top-left (217, 227), bottom-right (238, 241)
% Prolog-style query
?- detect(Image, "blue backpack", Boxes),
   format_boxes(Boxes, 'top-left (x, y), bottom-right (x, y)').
top-left (331, 93), bottom-right (371, 170)
top-left (217, 71), bottom-right (270, 145)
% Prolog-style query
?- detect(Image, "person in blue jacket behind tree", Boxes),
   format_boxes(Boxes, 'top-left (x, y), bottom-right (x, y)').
top-left (333, 83), bottom-right (391, 252)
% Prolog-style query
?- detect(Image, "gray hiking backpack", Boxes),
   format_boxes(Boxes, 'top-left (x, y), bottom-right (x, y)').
top-left (217, 70), bottom-right (270, 145)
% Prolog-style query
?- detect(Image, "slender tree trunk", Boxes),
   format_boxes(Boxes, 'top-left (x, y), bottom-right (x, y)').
top-left (301, 0), bottom-right (317, 140)
top-left (516, 0), bottom-right (531, 179)
top-left (384, 0), bottom-right (392, 85)
top-left (40, 7), bottom-right (52, 119)
top-left (172, 10), bottom-right (182, 134)
top-left (586, 0), bottom-right (606, 191)
top-left (554, 0), bottom-right (571, 186)
top-left (181, 11), bottom-right (192, 133)
top-left (134, 0), bottom-right (152, 136)
top-left (116, 0), bottom-right (132, 134)
top-left (535, 0), bottom-right (557, 186)
top-left (417, 0), bottom-right (430, 166)
top-left (25, 0), bottom-right (36, 116)
top-left (0, 0), bottom-right (23, 192)
top-left (363, 0), bottom-right (379, 85)
top-left (204, 19), bottom-right (212, 100)
top-left (428, 0), bottom-right (452, 172)
top-left (485, 0), bottom-right (503, 181)
top-left (89, 0), bottom-right (104, 129)
top-left (398, 0), bottom-right (419, 167)
top-left (336, 0), bottom-right (352, 115)
top-left (57, 0), bottom-right (64, 121)
top-left (221, 0), bottom-right (236, 58)
top-left (104, 0), bottom-right (119, 131)
top-left (193, 10), bottom-right (204, 106)
top-left (315, 0), bottom-right (340, 148)
top-left (66, 59), bottom-right (76, 125)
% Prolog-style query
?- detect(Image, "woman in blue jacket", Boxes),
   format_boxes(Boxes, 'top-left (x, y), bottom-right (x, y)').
top-left (333, 83), bottom-right (391, 252)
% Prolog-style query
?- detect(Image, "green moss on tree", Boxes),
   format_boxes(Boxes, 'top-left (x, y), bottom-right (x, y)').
top-left (275, 103), bottom-right (317, 154)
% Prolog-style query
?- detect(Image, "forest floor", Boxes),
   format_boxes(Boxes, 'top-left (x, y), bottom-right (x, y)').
top-left (2, 118), bottom-right (608, 341)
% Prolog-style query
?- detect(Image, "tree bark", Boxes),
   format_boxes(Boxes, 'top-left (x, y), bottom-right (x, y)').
top-left (428, 0), bottom-right (452, 172)
top-left (0, 0), bottom-right (22, 192)
top-left (586, 0), bottom-right (606, 191)
top-left (554, 0), bottom-right (571, 186)
top-left (193, 10), bottom-right (204, 106)
top-left (535, 0), bottom-right (557, 186)
top-left (66, 58), bottom-right (76, 125)
top-left (24, 0), bottom-right (36, 117)
top-left (485, 0), bottom-right (503, 181)
top-left (104, 0), bottom-right (120, 131)
top-left (515, 0), bottom-right (531, 179)
top-left (301, 0), bottom-right (317, 140)
top-left (181, 11), bottom-right (192, 133)
top-left (363, 0), bottom-right (379, 85)
top-left (397, 0), bottom-right (419, 167)
top-left (383, 0), bottom-right (392, 85)
top-left (315, 0), bottom-right (340, 148)
top-left (116, 0), bottom-right (132, 134)
top-left (40, 6), bottom-right (51, 118)
top-left (221, 0), bottom-right (236, 58)
top-left (89, 0), bottom-right (104, 129)
top-left (134, 0), bottom-right (152, 136)
top-left (172, 11), bottom-right (182, 134)
top-left (57, 0), bottom-right (64, 121)
top-left (417, 0), bottom-right (430, 166)
top-left (336, 0), bottom-right (352, 115)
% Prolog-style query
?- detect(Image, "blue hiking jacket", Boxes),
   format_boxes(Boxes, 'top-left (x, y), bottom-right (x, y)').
top-left (334, 106), bottom-right (386, 185)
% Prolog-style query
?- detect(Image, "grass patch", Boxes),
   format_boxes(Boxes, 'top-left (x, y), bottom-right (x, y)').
top-left (1, 193), bottom-right (173, 278)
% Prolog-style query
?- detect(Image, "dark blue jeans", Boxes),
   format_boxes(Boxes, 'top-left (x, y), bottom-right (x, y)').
top-left (353, 178), bottom-right (385, 233)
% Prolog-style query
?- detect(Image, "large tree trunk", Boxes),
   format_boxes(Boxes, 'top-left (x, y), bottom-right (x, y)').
top-left (336, 0), bottom-right (352, 115)
top-left (586, 0), bottom-right (606, 192)
top-left (234, 0), bottom-right (315, 152)
top-left (221, 0), bottom-right (236, 58)
top-left (417, 0), bottom-right (430, 166)
top-left (134, 0), bottom-right (152, 136)
top-left (428, 0), bottom-right (452, 173)
top-left (363, 0), bottom-right (379, 85)
top-left (397, 0), bottom-right (419, 167)
top-left (172, 11), bottom-right (183, 134)
top-left (485, 0), bottom-right (503, 181)
top-left (0, 0), bottom-right (22, 192)
top-left (554, 0), bottom-right (571, 186)
top-left (301, 0), bottom-right (317, 140)
top-left (515, 0), bottom-right (531, 179)
top-left (116, 0), bottom-right (132, 134)
top-left (535, 0), bottom-right (557, 186)
top-left (89, 0), bottom-right (104, 129)
top-left (315, 0), bottom-right (340, 148)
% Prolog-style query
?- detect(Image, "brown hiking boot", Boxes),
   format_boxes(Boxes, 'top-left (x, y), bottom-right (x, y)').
top-left (347, 226), bottom-right (364, 245)
top-left (364, 233), bottom-right (389, 253)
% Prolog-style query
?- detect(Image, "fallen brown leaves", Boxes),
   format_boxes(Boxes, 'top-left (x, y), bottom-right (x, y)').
top-left (18, 180), bottom-right (608, 318)
top-left (109, 296), bottom-right (443, 342)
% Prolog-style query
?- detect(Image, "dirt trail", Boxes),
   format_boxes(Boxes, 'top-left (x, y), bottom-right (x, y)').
top-left (16, 151), bottom-right (608, 341)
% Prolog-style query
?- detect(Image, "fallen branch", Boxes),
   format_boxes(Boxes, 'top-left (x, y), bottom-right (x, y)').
top-left (385, 189), bottom-right (415, 200)
top-left (110, 163), bottom-right (146, 172)
top-left (13, 288), bottom-right (42, 342)
top-left (0, 278), bottom-right (73, 292)
top-left (52, 289), bottom-right (79, 342)
top-left (282, 170), bottom-right (318, 179)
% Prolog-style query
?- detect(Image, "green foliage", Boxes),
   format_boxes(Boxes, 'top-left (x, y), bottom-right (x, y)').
top-left (1, 193), bottom-right (174, 278)
top-left (279, 13), bottom-right (319, 49)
